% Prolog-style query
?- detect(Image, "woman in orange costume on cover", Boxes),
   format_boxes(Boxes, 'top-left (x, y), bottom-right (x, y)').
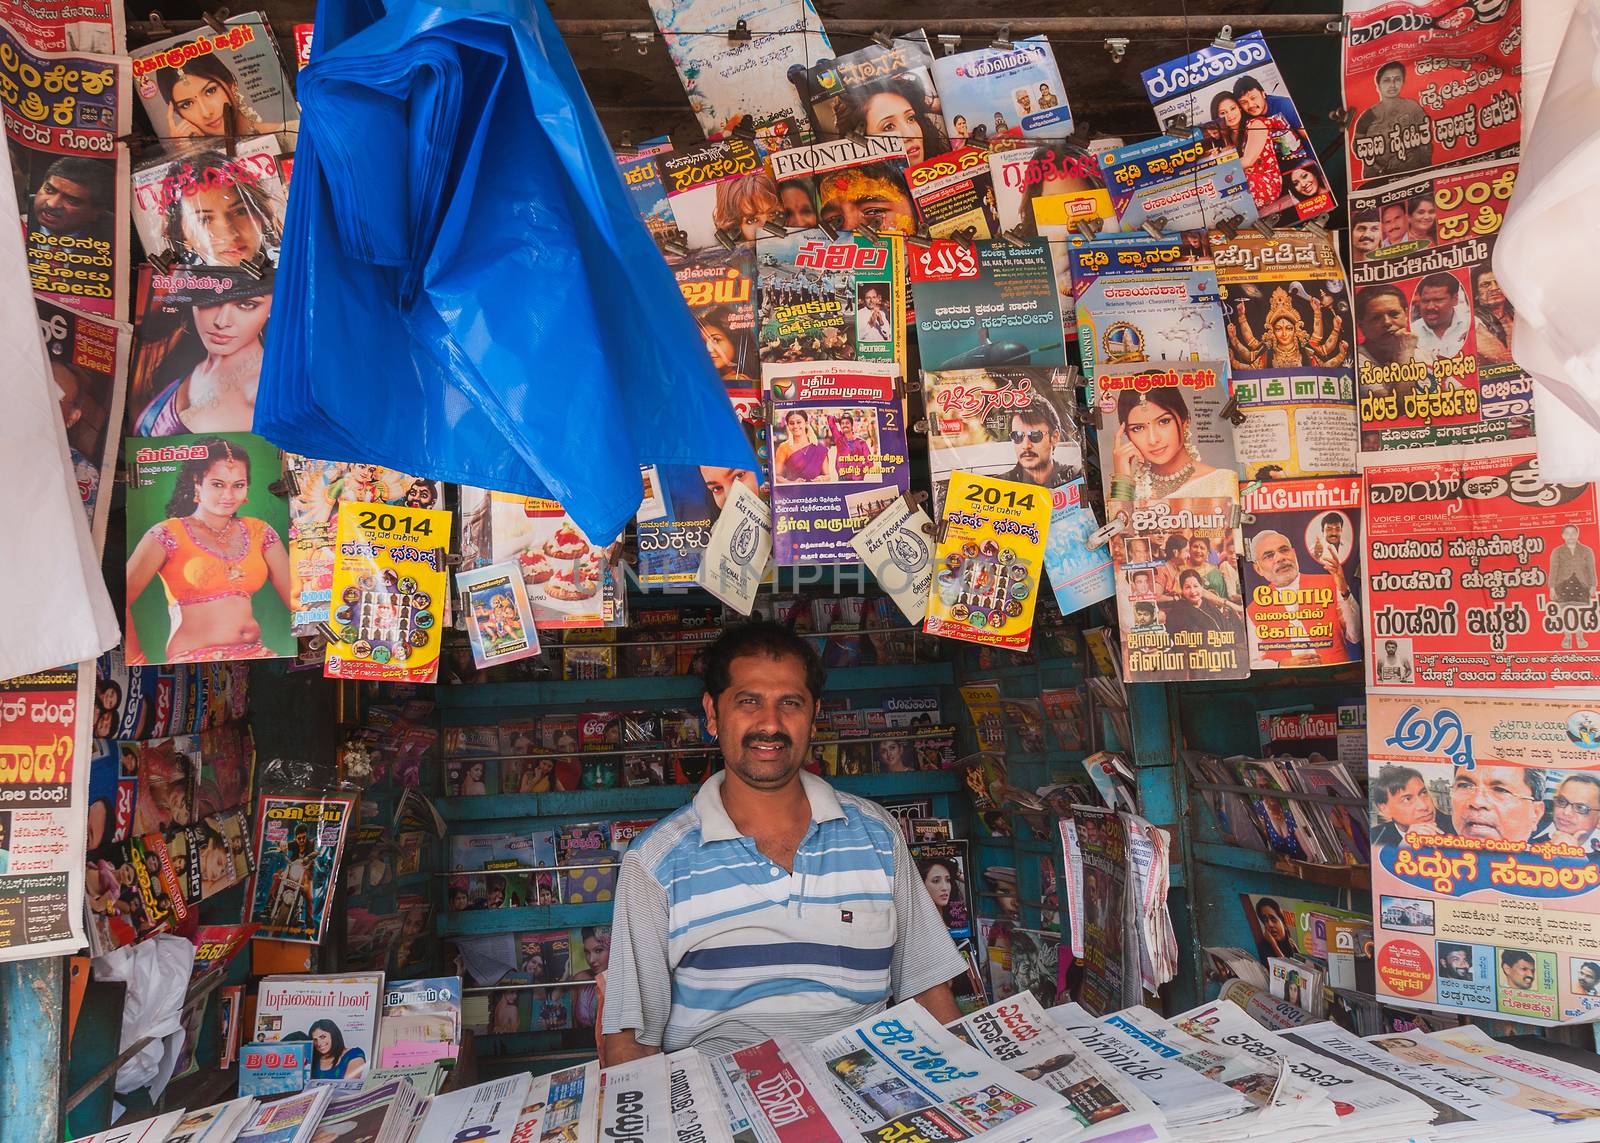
top-left (125, 437), bottom-right (292, 663)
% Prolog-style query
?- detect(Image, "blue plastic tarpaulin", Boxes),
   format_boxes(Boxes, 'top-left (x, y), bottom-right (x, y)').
top-left (255, 0), bottom-right (756, 542)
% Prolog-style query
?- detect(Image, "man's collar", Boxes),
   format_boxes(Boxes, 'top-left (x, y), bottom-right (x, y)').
top-left (694, 770), bottom-right (846, 845)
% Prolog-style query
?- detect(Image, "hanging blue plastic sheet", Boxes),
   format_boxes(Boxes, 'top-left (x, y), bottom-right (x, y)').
top-left (256, 0), bottom-right (756, 542)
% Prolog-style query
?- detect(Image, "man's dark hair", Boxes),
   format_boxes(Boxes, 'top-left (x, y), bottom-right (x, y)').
top-left (1164, 535), bottom-right (1188, 558)
top-left (1233, 76), bottom-right (1266, 99)
top-left (1417, 272), bottom-right (1460, 298)
top-left (702, 620), bottom-right (826, 703)
top-left (1356, 283), bottom-right (1408, 320)
top-left (1188, 535), bottom-right (1211, 551)
top-left (1319, 512), bottom-right (1343, 532)
top-left (41, 156), bottom-right (113, 209)
top-left (1502, 948), bottom-right (1535, 968)
top-left (1012, 397), bottom-right (1062, 436)
top-left (1376, 61), bottom-right (1406, 83)
top-left (1583, 961), bottom-right (1600, 976)
top-left (1178, 569), bottom-right (1204, 589)
top-left (1373, 764), bottom-right (1424, 802)
top-left (1560, 773), bottom-right (1600, 800)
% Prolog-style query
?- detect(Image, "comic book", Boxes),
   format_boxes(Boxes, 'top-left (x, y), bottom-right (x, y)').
top-left (247, 793), bottom-right (354, 943)
top-left (458, 488), bottom-right (626, 630)
top-left (764, 360), bottom-right (908, 564)
top-left (1142, 30), bottom-right (1335, 228)
top-left (906, 147), bottom-right (999, 240)
top-left (767, 134), bottom-right (916, 237)
top-left (930, 35), bottom-right (1074, 145)
top-left (1098, 130), bottom-right (1258, 234)
top-left (909, 237), bottom-right (1067, 371)
top-left (754, 229), bottom-right (906, 368)
top-left (645, 0), bottom-right (829, 147)
top-left (37, 299), bottom-right (128, 555)
top-left (129, 13), bottom-right (299, 158)
top-left (660, 137), bottom-right (772, 251)
top-left (921, 365), bottom-right (1082, 516)
top-left (129, 136), bottom-right (287, 269)
top-left (1211, 229), bottom-right (1357, 479)
top-left (1240, 477), bottom-right (1362, 670)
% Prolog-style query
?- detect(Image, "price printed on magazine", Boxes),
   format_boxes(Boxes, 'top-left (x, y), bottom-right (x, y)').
top-left (924, 472), bottom-right (1050, 651)
top-left (324, 505), bottom-right (452, 684)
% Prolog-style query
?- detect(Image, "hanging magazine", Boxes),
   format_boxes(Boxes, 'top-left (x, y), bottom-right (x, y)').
top-left (129, 136), bottom-right (288, 270)
top-left (764, 361), bottom-right (908, 564)
top-left (755, 230), bottom-right (906, 367)
top-left (801, 31), bottom-right (947, 164)
top-left (767, 135), bottom-right (916, 237)
top-left (909, 237), bottom-right (1066, 371)
top-left (247, 792), bottom-right (354, 943)
top-left (661, 138), bottom-right (773, 251)
top-left (1098, 130), bottom-right (1257, 234)
top-left (459, 489), bottom-right (626, 630)
top-left (906, 147), bottom-right (1000, 240)
top-left (929, 35), bottom-right (1074, 145)
top-left (1240, 477), bottom-right (1362, 670)
top-left (37, 298), bottom-right (128, 555)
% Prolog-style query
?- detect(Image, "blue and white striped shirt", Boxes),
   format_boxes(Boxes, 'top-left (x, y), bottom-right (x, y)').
top-left (601, 771), bottom-right (967, 1054)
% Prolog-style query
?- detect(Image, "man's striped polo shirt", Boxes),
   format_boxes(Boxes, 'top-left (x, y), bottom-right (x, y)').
top-left (601, 769), bottom-right (967, 1055)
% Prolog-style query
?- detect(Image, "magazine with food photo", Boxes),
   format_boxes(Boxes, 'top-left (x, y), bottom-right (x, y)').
top-left (459, 489), bottom-right (626, 630)
top-left (253, 972), bottom-right (383, 1089)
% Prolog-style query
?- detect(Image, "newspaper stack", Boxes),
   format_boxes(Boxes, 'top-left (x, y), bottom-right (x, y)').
top-left (951, 993), bottom-right (1166, 1142)
top-left (506, 1062), bottom-right (604, 1142)
top-left (1048, 1002), bottom-right (1255, 1134)
top-left (1172, 1001), bottom-right (1436, 1142)
top-left (413, 1074), bottom-right (532, 1143)
top-left (1281, 1023), bottom-right (1550, 1139)
top-left (597, 1050), bottom-right (735, 1143)
top-left (1121, 814), bottom-right (1179, 993)
top-left (1100, 1005), bottom-right (1343, 1141)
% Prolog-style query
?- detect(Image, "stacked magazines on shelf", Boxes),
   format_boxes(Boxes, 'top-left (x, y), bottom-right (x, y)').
top-left (72, 984), bottom-right (1600, 1143)
top-left (1182, 749), bottom-right (1368, 865)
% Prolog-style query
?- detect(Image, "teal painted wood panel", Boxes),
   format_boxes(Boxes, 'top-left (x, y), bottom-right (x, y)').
top-left (0, 958), bottom-right (62, 1143)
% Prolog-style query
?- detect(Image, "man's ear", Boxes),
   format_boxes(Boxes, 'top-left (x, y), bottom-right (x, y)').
top-left (702, 691), bottom-right (718, 738)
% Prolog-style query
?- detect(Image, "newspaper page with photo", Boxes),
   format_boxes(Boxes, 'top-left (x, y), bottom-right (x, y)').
top-left (1428, 1024), bottom-right (1600, 1107)
top-left (646, 0), bottom-right (830, 147)
top-left (1351, 158), bottom-right (1534, 451)
top-left (504, 1061), bottom-right (601, 1143)
top-left (808, 1000), bottom-right (1075, 1142)
top-left (1367, 1030), bottom-right (1600, 1125)
top-left (0, 16), bottom-right (131, 320)
top-left (950, 992), bottom-right (1165, 1142)
top-left (1058, 807), bottom-right (1137, 1014)
top-left (1362, 449), bottom-right (1600, 691)
top-left (1171, 1000), bottom-right (1437, 1139)
top-left (1367, 693), bottom-right (1600, 1025)
top-left (1210, 228), bottom-right (1356, 478)
top-left (1241, 477), bottom-right (1363, 670)
top-left (1142, 31), bottom-right (1335, 228)
top-left (909, 237), bottom-right (1067, 371)
top-left (414, 1075), bottom-right (533, 1143)
top-left (1282, 1022), bottom-right (1545, 1135)
top-left (1098, 131), bottom-right (1258, 235)
top-left (2, 0), bottom-right (121, 53)
top-left (708, 1035), bottom-right (860, 1143)
top-left (1342, 0), bottom-right (1521, 190)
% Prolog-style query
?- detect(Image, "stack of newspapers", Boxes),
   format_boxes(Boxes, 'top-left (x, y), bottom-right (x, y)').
top-left (72, 990), bottom-right (1600, 1143)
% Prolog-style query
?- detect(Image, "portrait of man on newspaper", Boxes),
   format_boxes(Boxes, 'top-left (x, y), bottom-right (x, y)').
top-left (601, 621), bottom-right (967, 1062)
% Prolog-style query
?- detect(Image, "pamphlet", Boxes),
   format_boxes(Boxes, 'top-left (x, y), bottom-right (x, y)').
top-left (849, 498), bottom-right (934, 624)
top-left (694, 477), bottom-right (772, 614)
top-left (323, 503), bottom-right (451, 684)
top-left (455, 562), bottom-right (540, 670)
top-left (924, 471), bottom-right (1052, 651)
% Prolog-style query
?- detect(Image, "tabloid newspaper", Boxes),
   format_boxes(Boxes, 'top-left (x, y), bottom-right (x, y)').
top-left (1047, 1002), bottom-right (1253, 1129)
top-left (1366, 692), bottom-right (1600, 1024)
top-left (1097, 130), bottom-right (1257, 234)
top-left (1240, 477), bottom-right (1363, 670)
top-left (763, 360), bottom-right (907, 564)
top-left (129, 13), bottom-right (300, 157)
top-left (130, 135), bottom-right (288, 270)
top-left (1429, 1023), bottom-right (1600, 1109)
top-left (1351, 158), bottom-right (1534, 451)
top-left (1, 14), bottom-right (131, 320)
top-left (807, 1000), bottom-right (1076, 1142)
top-left (1210, 229), bottom-right (1357, 478)
top-left (1172, 1000), bottom-right (1436, 1139)
top-left (708, 1034), bottom-right (860, 1142)
top-left (950, 992), bottom-right (1165, 1142)
top-left (1058, 807), bottom-right (1138, 1014)
top-left (507, 1060), bottom-right (602, 1143)
top-left (1141, 31), bottom-right (1335, 228)
top-left (1342, 0), bottom-right (1521, 189)
top-left (1282, 1021), bottom-right (1544, 1134)
top-left (645, 0), bottom-right (830, 148)
top-left (921, 365), bottom-right (1083, 515)
top-left (1067, 232), bottom-right (1227, 394)
top-left (801, 31), bottom-right (944, 156)
top-left (908, 147), bottom-right (1000, 240)
top-left (929, 36), bottom-right (1074, 146)
top-left (599, 1055), bottom-right (674, 1142)
top-left (2, 0), bottom-right (121, 53)
top-left (754, 230), bottom-right (905, 368)
top-left (414, 1074), bottom-right (533, 1143)
top-left (1361, 448), bottom-right (1600, 690)
top-left (766, 134), bottom-right (916, 237)
top-left (37, 297), bottom-right (128, 554)
top-left (665, 1047), bottom-right (738, 1143)
top-left (909, 237), bottom-right (1066, 371)
top-left (1368, 1029), bottom-right (1600, 1125)
top-left (661, 138), bottom-right (771, 251)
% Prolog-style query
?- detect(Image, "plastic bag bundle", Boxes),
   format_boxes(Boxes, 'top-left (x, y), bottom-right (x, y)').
top-left (256, 0), bottom-right (756, 541)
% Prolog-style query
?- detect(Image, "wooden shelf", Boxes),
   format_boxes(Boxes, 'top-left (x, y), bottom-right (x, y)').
top-left (1194, 841), bottom-right (1370, 891)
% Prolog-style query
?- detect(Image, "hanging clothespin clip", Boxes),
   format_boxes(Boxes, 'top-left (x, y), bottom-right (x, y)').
top-left (913, 418), bottom-right (930, 434)
top-left (728, 18), bottom-right (751, 42)
top-left (999, 225), bottom-right (1030, 249)
top-left (629, 31), bottom-right (654, 55)
top-left (846, 128), bottom-right (871, 148)
top-left (235, 255), bottom-right (264, 280)
top-left (660, 228), bottom-right (689, 258)
top-left (1220, 393), bottom-right (1248, 427)
top-left (732, 118), bottom-right (758, 142)
top-left (1163, 113), bottom-right (1191, 139)
top-left (871, 29), bottom-right (894, 49)
top-left (268, 468), bottom-right (300, 499)
top-left (951, 225), bottom-right (977, 252)
top-left (936, 34), bottom-right (961, 56)
top-left (903, 490), bottom-right (930, 511)
top-left (1211, 24), bottom-right (1235, 51)
top-left (146, 9), bottom-right (168, 32)
top-left (1103, 37), bottom-right (1128, 64)
top-left (1215, 212), bottom-right (1244, 241)
top-left (1073, 218), bottom-right (1101, 241)
top-left (1252, 218), bottom-right (1276, 238)
top-left (761, 219), bottom-right (788, 238)
top-left (1085, 515), bottom-right (1126, 551)
top-left (904, 227), bottom-right (932, 251)
top-left (904, 373), bottom-right (923, 392)
top-left (1141, 215), bottom-right (1168, 240)
top-left (857, 222), bottom-right (882, 246)
top-left (148, 248), bottom-right (175, 275)
top-left (990, 25), bottom-right (1014, 51)
top-left (818, 219), bottom-right (841, 240)
top-left (1325, 14), bottom-right (1351, 38)
top-left (202, 7), bottom-right (229, 33)
top-left (602, 31), bottom-right (627, 53)
top-left (1057, 363), bottom-right (1083, 390)
top-left (1327, 106), bottom-right (1351, 127)
top-left (935, 517), bottom-right (952, 545)
top-left (716, 228), bottom-right (739, 252)
top-left (615, 130), bottom-right (637, 156)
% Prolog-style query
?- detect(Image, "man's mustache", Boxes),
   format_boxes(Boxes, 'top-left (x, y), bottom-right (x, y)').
top-left (743, 732), bottom-right (793, 749)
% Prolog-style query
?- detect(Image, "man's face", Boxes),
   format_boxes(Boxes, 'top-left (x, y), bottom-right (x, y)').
top-left (1503, 956), bottom-right (1536, 990)
top-left (1323, 521), bottom-right (1344, 550)
top-left (1376, 66), bottom-right (1405, 99)
top-left (700, 466), bottom-right (758, 511)
top-left (1446, 948), bottom-right (1471, 974)
top-left (1252, 531), bottom-right (1299, 588)
top-left (703, 652), bottom-right (818, 791)
top-left (1385, 640), bottom-right (1399, 658)
top-left (33, 174), bottom-right (102, 233)
top-left (1582, 964), bottom-right (1598, 991)
top-left (1352, 220), bottom-right (1382, 253)
top-left (838, 416), bottom-right (855, 440)
top-left (1451, 764), bottom-right (1542, 842)
top-left (1238, 86), bottom-right (1267, 118)
top-left (1010, 416), bottom-right (1055, 477)
top-left (1359, 292), bottom-right (1409, 346)
top-left (1383, 777), bottom-right (1437, 829)
top-left (1416, 285), bottom-right (1456, 332)
top-left (1380, 204), bottom-right (1411, 245)
top-left (1554, 778), bottom-right (1600, 838)
top-left (1564, 526), bottom-right (1580, 546)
